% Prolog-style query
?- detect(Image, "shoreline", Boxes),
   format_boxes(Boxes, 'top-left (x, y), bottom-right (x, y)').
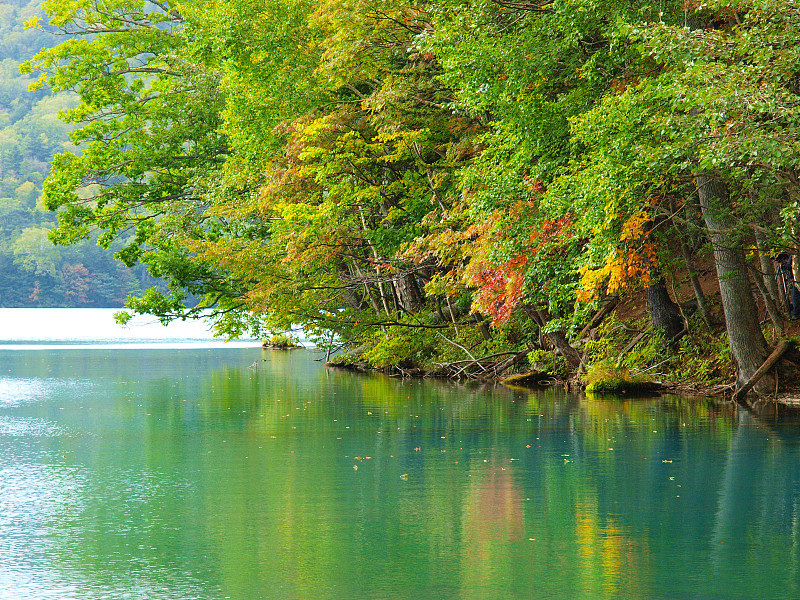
top-left (322, 357), bottom-right (800, 420)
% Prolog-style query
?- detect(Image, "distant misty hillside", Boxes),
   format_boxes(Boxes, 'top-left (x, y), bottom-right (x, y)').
top-left (0, 0), bottom-right (156, 307)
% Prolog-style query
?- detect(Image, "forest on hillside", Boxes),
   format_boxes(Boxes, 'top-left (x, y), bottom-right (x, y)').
top-left (0, 0), bottom-right (155, 306)
top-left (24, 0), bottom-right (800, 396)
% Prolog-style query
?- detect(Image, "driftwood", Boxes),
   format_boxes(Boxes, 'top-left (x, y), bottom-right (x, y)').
top-left (433, 350), bottom-right (529, 379)
top-left (578, 295), bottom-right (620, 340)
top-left (732, 340), bottom-right (792, 403)
top-left (435, 350), bottom-right (520, 367)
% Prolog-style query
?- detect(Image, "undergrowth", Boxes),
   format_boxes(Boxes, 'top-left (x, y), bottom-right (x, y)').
top-left (583, 314), bottom-right (734, 389)
top-left (334, 311), bottom-right (539, 373)
top-left (330, 306), bottom-right (735, 392)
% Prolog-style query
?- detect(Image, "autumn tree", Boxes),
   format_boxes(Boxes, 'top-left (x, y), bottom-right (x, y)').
top-left (186, 0), bottom-right (489, 349)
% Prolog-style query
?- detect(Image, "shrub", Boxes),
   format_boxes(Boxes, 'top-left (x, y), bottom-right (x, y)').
top-left (264, 333), bottom-right (300, 348)
top-left (527, 349), bottom-right (569, 378)
top-left (671, 323), bottom-right (733, 386)
top-left (362, 330), bottom-right (437, 369)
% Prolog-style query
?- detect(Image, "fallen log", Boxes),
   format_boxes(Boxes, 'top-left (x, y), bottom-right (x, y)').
top-left (492, 351), bottom-right (529, 376)
top-left (620, 328), bottom-right (650, 355)
top-left (732, 339), bottom-right (793, 403)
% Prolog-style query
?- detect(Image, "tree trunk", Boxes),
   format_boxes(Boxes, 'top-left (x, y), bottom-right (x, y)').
top-left (522, 305), bottom-right (582, 370)
top-left (352, 259), bottom-right (382, 317)
top-left (754, 226), bottom-right (780, 307)
top-left (577, 295), bottom-right (619, 339)
top-left (668, 197), bottom-right (713, 328)
top-left (696, 174), bottom-right (773, 392)
top-left (646, 278), bottom-right (685, 341)
top-left (752, 225), bottom-right (784, 332)
top-left (677, 231), bottom-right (714, 328)
top-left (338, 262), bottom-right (365, 310)
top-left (394, 272), bottom-right (424, 312)
top-left (752, 271), bottom-right (784, 336)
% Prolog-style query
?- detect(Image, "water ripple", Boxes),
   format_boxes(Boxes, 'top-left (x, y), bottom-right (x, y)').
top-left (0, 378), bottom-right (93, 408)
top-left (0, 416), bottom-right (67, 437)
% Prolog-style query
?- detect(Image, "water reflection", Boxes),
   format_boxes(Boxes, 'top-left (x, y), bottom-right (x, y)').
top-left (0, 347), bottom-right (799, 599)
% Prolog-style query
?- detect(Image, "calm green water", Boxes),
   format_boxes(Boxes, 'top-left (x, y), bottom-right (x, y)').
top-left (2, 346), bottom-right (800, 599)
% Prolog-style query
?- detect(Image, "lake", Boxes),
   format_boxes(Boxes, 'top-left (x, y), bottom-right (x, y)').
top-left (1, 309), bottom-right (800, 599)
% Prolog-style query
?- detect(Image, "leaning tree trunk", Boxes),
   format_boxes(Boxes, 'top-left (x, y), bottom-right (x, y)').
top-left (678, 238), bottom-right (714, 328)
top-left (696, 174), bottom-right (773, 393)
top-left (522, 306), bottom-right (582, 370)
top-left (753, 224), bottom-right (784, 333)
top-left (646, 278), bottom-right (685, 342)
top-left (668, 197), bottom-right (713, 328)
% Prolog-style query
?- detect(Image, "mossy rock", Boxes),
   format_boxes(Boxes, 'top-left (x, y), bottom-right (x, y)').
top-left (326, 345), bottom-right (373, 372)
top-left (585, 377), bottom-right (661, 394)
top-left (262, 341), bottom-right (303, 349)
top-left (502, 371), bottom-right (556, 388)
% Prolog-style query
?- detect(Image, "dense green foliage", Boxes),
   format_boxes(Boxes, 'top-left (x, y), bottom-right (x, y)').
top-left (26, 0), bottom-right (800, 387)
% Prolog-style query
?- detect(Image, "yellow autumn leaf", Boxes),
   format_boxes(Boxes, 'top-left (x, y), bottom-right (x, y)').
top-left (619, 211), bottom-right (649, 242)
top-left (23, 16), bottom-right (42, 29)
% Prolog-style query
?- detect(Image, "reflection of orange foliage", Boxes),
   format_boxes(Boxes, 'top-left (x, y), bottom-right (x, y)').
top-left (462, 459), bottom-right (524, 597)
top-left (466, 461), bottom-right (524, 534)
